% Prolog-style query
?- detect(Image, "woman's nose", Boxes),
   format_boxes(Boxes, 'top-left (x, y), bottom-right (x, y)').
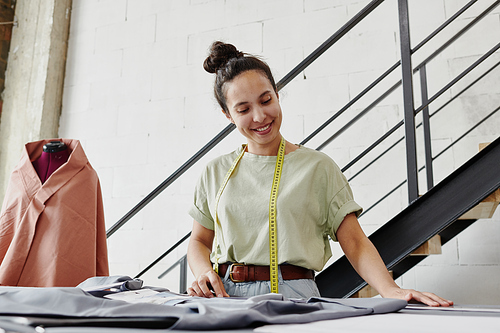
top-left (253, 107), bottom-right (266, 123)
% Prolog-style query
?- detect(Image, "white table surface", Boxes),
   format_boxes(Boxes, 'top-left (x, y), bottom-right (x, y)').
top-left (254, 305), bottom-right (500, 333)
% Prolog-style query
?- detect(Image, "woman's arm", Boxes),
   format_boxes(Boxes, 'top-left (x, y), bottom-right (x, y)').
top-left (336, 213), bottom-right (453, 306)
top-left (186, 220), bottom-right (229, 297)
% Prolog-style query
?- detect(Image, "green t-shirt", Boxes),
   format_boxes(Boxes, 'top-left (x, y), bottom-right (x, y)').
top-left (188, 145), bottom-right (362, 272)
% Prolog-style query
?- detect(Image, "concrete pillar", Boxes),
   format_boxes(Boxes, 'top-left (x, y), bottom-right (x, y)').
top-left (0, 0), bottom-right (16, 101)
top-left (0, 0), bottom-right (72, 203)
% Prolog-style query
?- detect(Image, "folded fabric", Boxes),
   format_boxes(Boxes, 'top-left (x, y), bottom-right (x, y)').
top-left (77, 275), bottom-right (145, 296)
top-left (0, 282), bottom-right (407, 330)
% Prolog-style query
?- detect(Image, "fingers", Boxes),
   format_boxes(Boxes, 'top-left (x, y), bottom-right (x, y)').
top-left (417, 291), bottom-right (453, 307)
top-left (409, 291), bottom-right (439, 306)
top-left (400, 289), bottom-right (453, 307)
top-left (187, 279), bottom-right (211, 298)
top-left (187, 270), bottom-right (229, 298)
top-left (383, 288), bottom-right (453, 307)
top-left (209, 272), bottom-right (230, 298)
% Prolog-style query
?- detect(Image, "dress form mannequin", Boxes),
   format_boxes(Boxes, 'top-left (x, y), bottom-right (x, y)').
top-left (32, 141), bottom-right (70, 184)
top-left (0, 139), bottom-right (109, 287)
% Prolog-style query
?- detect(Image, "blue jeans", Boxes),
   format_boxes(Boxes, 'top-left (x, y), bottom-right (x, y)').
top-left (221, 266), bottom-right (320, 299)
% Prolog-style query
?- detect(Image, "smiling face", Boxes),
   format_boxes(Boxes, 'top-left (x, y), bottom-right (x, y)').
top-left (224, 70), bottom-right (282, 155)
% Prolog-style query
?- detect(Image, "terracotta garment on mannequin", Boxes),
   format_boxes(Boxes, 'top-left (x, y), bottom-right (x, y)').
top-left (0, 139), bottom-right (109, 287)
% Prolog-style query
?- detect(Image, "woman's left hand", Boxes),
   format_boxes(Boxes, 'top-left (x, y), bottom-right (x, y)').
top-left (383, 287), bottom-right (453, 307)
top-left (336, 215), bottom-right (453, 307)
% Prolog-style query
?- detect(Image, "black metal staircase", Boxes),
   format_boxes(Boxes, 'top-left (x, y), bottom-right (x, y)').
top-left (317, 136), bottom-right (500, 297)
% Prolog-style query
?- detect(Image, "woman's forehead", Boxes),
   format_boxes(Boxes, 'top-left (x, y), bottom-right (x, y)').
top-left (225, 71), bottom-right (274, 100)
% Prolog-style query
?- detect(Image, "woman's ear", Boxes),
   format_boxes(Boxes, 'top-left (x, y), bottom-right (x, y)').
top-left (223, 109), bottom-right (234, 124)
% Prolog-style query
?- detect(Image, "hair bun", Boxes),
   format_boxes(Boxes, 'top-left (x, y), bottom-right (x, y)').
top-left (203, 41), bottom-right (244, 73)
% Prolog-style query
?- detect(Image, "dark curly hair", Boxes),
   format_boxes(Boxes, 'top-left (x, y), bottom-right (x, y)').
top-left (204, 41), bottom-right (277, 114)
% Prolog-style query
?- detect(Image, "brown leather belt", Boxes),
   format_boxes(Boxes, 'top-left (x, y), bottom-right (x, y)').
top-left (218, 263), bottom-right (314, 283)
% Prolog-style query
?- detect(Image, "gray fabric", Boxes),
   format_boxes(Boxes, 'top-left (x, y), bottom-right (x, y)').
top-left (172, 295), bottom-right (406, 330)
top-left (77, 275), bottom-right (142, 290)
top-left (0, 284), bottom-right (406, 330)
top-left (309, 297), bottom-right (407, 314)
top-left (76, 275), bottom-right (145, 297)
top-left (0, 286), bottom-right (187, 318)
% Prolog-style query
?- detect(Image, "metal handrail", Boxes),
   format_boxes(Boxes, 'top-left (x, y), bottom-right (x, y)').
top-left (410, 0), bottom-right (477, 53)
top-left (277, 0), bottom-right (384, 90)
top-left (316, 80), bottom-right (400, 151)
top-left (414, 0), bottom-right (500, 71)
top-left (157, 255), bottom-right (188, 293)
top-left (415, 42), bottom-right (500, 115)
top-left (360, 105), bottom-right (500, 217)
top-left (106, 126), bottom-right (234, 238)
top-left (106, 0), bottom-right (385, 239)
top-left (425, 60), bottom-right (500, 121)
top-left (343, 47), bottom-right (500, 179)
top-left (301, 62), bottom-right (400, 146)
top-left (433, 106), bottom-right (500, 161)
top-left (301, 0), bottom-right (491, 147)
top-left (135, 232), bottom-right (191, 279)
top-left (309, 0), bottom-right (499, 153)
top-left (134, 0), bottom-right (499, 283)
top-left (346, 60), bottom-right (500, 183)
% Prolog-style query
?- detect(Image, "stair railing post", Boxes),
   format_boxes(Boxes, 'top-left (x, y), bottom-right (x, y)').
top-left (398, 0), bottom-right (419, 203)
top-left (179, 255), bottom-right (187, 294)
top-left (419, 63), bottom-right (434, 190)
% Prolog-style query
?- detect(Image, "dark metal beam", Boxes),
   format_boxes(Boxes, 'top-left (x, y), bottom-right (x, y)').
top-left (307, 1), bottom-right (495, 150)
top-left (317, 136), bottom-right (500, 298)
top-left (135, 232), bottom-right (191, 279)
top-left (411, 0), bottom-right (477, 53)
top-left (415, 41), bottom-right (500, 115)
top-left (316, 81), bottom-right (400, 151)
top-left (414, 0), bottom-right (500, 71)
top-left (398, 0), bottom-right (419, 203)
top-left (106, 123), bottom-right (235, 238)
top-left (419, 64), bottom-right (434, 190)
top-left (301, 62), bottom-right (400, 146)
top-left (391, 219), bottom-right (477, 280)
top-left (277, 0), bottom-right (384, 90)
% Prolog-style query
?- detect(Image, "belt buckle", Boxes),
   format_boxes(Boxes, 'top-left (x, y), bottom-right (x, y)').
top-left (229, 263), bottom-right (245, 283)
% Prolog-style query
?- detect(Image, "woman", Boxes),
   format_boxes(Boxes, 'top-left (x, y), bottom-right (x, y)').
top-left (187, 41), bottom-right (452, 306)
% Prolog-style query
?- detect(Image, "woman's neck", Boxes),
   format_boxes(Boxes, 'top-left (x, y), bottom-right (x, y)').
top-left (246, 137), bottom-right (298, 156)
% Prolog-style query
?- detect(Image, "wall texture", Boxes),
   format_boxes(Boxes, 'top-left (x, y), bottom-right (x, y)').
top-left (0, 0), bottom-right (71, 199)
top-left (0, 0), bottom-right (15, 110)
top-left (58, 0), bottom-right (500, 304)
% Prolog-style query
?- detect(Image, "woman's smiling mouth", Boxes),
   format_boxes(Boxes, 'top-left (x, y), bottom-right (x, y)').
top-left (254, 122), bottom-right (272, 132)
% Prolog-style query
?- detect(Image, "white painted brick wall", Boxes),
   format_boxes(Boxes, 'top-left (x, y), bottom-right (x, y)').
top-left (60, 0), bottom-right (500, 302)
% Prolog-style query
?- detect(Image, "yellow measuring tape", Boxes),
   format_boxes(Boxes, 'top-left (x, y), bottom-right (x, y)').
top-left (269, 137), bottom-right (285, 293)
top-left (213, 144), bottom-right (247, 274)
top-left (213, 137), bottom-right (286, 294)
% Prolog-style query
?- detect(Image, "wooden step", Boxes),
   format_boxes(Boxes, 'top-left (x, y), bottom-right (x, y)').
top-left (410, 235), bottom-right (442, 256)
top-left (351, 271), bottom-right (393, 298)
top-left (458, 142), bottom-right (500, 220)
top-left (458, 188), bottom-right (500, 220)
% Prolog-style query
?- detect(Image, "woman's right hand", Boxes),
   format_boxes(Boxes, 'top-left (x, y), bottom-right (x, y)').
top-left (187, 220), bottom-right (230, 298)
top-left (187, 269), bottom-right (229, 298)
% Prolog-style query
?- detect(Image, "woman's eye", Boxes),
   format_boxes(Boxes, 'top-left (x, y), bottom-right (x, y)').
top-left (238, 109), bottom-right (249, 113)
top-left (262, 98), bottom-right (271, 104)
